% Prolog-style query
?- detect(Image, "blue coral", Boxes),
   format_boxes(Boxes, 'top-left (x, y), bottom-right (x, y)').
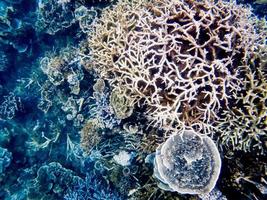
top-left (0, 93), bottom-right (22, 120)
top-left (64, 171), bottom-right (123, 200)
top-left (27, 162), bottom-right (83, 199)
top-left (0, 146), bottom-right (12, 174)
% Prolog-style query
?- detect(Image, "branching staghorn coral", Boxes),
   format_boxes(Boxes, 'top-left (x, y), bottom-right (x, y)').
top-left (218, 67), bottom-right (267, 153)
top-left (86, 0), bottom-right (266, 134)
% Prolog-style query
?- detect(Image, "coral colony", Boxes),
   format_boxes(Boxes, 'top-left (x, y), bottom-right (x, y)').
top-left (0, 0), bottom-right (267, 199)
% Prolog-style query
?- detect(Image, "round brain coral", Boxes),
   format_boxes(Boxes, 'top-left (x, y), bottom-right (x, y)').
top-left (86, 0), bottom-right (266, 134)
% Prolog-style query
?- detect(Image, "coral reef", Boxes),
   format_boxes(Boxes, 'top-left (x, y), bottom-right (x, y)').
top-left (0, 0), bottom-right (267, 199)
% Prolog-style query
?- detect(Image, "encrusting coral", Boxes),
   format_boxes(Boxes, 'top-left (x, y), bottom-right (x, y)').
top-left (85, 0), bottom-right (266, 135)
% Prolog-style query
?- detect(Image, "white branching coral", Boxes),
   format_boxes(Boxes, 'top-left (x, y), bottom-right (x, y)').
top-left (86, 0), bottom-right (266, 135)
top-left (218, 68), bottom-right (267, 153)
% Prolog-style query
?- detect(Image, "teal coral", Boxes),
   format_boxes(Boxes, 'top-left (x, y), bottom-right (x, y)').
top-left (0, 147), bottom-right (12, 175)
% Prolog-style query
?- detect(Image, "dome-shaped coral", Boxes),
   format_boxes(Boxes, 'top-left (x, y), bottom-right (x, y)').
top-left (86, 0), bottom-right (266, 134)
top-left (153, 129), bottom-right (221, 194)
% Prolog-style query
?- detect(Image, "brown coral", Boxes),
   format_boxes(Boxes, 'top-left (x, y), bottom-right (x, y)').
top-left (80, 118), bottom-right (104, 153)
top-left (109, 88), bottom-right (135, 119)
